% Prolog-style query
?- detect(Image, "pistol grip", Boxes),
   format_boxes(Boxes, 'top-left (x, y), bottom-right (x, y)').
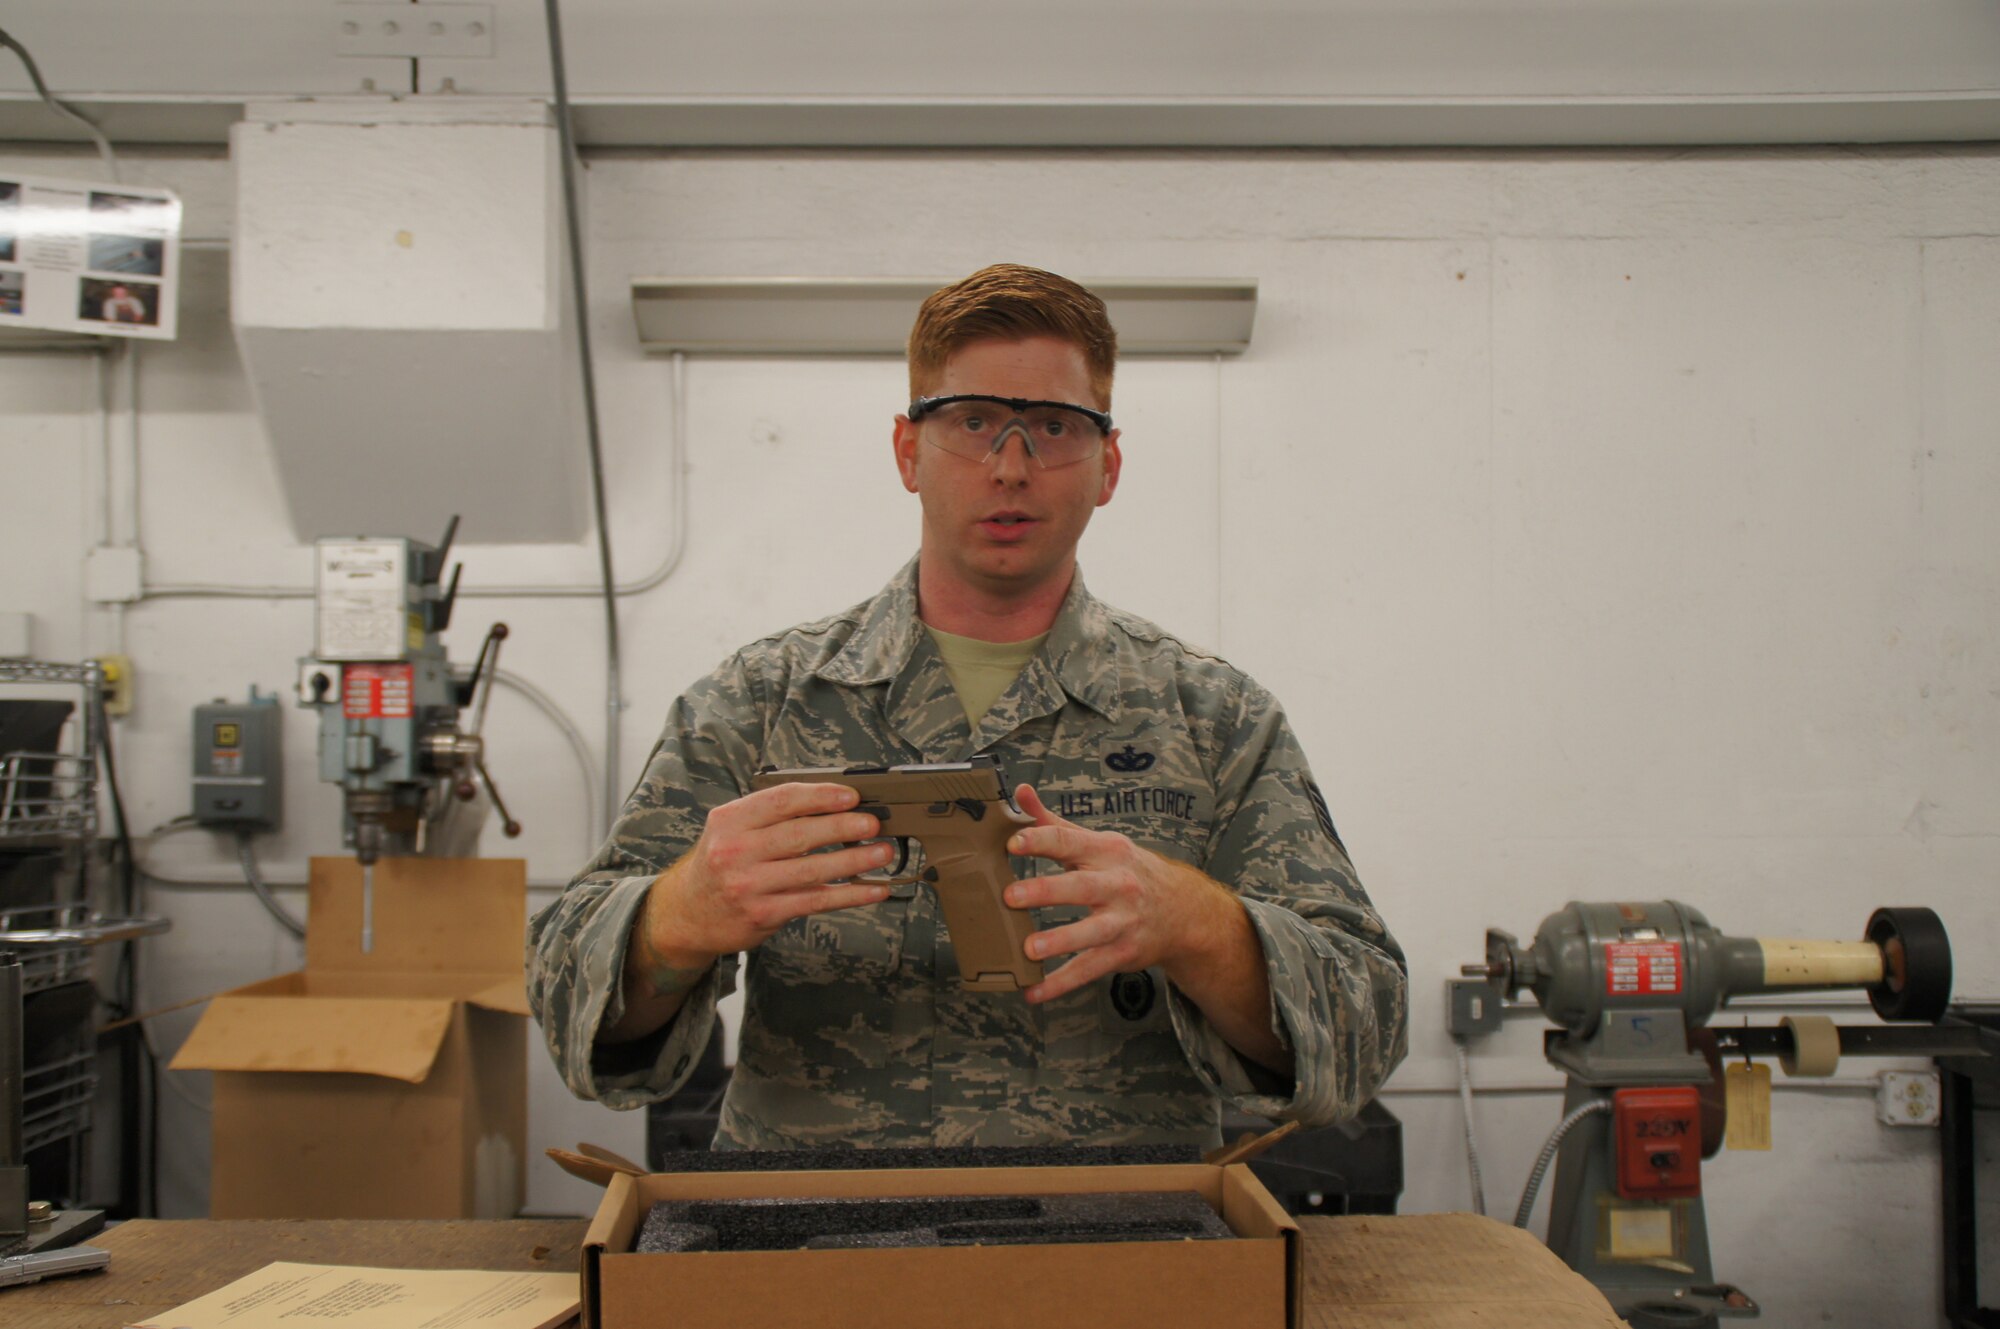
top-left (923, 806), bottom-right (1041, 993)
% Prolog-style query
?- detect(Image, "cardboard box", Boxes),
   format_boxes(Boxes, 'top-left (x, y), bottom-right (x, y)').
top-left (171, 856), bottom-right (530, 1219)
top-left (579, 1161), bottom-right (1300, 1329)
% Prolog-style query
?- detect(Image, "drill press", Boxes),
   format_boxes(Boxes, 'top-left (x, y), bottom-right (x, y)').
top-left (1459, 900), bottom-right (1955, 1327)
top-left (296, 519), bottom-right (519, 950)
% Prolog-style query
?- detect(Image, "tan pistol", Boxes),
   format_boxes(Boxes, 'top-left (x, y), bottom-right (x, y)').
top-left (750, 756), bottom-right (1042, 993)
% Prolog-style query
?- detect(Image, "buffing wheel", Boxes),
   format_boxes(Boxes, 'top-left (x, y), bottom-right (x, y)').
top-left (1780, 1015), bottom-right (1841, 1077)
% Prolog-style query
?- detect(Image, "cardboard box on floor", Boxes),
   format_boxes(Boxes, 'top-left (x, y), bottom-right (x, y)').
top-left (574, 1153), bottom-right (1302, 1329)
top-left (170, 857), bottom-right (529, 1220)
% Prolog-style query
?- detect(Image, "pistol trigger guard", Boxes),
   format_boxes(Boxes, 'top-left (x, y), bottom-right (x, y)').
top-left (852, 837), bottom-right (917, 886)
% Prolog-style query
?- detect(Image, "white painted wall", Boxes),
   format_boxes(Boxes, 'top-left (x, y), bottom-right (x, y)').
top-left (1, 141), bottom-right (1995, 1327)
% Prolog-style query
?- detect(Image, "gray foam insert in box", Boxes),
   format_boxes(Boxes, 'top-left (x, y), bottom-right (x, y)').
top-left (637, 1190), bottom-right (1234, 1253)
top-left (649, 1143), bottom-right (1200, 1174)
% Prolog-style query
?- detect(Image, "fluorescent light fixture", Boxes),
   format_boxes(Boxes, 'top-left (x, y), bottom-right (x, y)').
top-left (630, 277), bottom-right (1256, 355)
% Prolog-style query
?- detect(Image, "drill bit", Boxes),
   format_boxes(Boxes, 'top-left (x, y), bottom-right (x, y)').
top-left (360, 860), bottom-right (374, 954)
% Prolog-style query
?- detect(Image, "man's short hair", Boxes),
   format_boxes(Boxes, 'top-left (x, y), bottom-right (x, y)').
top-left (908, 264), bottom-right (1118, 408)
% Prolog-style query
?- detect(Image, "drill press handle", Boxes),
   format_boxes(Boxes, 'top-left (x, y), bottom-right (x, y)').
top-left (444, 623), bottom-right (521, 838)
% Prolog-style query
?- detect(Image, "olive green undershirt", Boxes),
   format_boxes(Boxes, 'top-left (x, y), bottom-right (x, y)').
top-left (923, 624), bottom-right (1050, 727)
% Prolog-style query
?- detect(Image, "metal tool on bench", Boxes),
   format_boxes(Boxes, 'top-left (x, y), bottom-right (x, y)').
top-left (1455, 901), bottom-right (1960, 1328)
top-left (0, 952), bottom-right (109, 1286)
top-left (296, 519), bottom-right (519, 950)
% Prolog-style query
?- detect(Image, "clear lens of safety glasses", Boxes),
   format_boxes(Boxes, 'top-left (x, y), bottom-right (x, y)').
top-left (908, 394), bottom-right (1111, 469)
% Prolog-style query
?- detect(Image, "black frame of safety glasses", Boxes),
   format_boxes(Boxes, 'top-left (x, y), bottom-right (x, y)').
top-left (906, 394), bottom-right (1113, 434)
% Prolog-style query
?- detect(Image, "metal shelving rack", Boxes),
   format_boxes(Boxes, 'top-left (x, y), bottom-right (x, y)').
top-left (0, 660), bottom-right (167, 1208)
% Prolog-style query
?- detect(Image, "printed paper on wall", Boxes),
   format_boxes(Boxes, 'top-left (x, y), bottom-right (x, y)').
top-left (0, 171), bottom-right (181, 340)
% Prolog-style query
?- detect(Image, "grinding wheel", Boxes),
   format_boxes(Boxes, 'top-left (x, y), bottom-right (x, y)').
top-left (1864, 907), bottom-right (1952, 1023)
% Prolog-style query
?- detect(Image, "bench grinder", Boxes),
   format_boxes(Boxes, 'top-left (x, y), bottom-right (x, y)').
top-left (1459, 900), bottom-right (1952, 1327)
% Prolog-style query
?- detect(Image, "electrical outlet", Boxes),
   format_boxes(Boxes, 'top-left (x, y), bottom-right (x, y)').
top-left (1447, 978), bottom-right (1503, 1039)
top-left (94, 653), bottom-right (134, 716)
top-left (1876, 1070), bottom-right (1940, 1127)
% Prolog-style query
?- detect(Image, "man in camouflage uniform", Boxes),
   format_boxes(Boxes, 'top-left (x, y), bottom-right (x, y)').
top-left (528, 264), bottom-right (1407, 1149)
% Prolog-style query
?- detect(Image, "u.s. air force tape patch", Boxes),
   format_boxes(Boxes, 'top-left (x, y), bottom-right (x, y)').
top-left (1049, 784), bottom-right (1207, 823)
top-left (1303, 778), bottom-right (1346, 853)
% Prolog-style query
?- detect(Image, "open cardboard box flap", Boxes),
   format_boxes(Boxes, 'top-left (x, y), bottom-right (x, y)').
top-left (169, 977), bottom-right (457, 1081)
top-left (169, 856), bottom-right (529, 1082)
top-left (1298, 1213), bottom-right (1630, 1327)
top-left (466, 975), bottom-right (533, 1016)
top-left (549, 1144), bottom-right (647, 1189)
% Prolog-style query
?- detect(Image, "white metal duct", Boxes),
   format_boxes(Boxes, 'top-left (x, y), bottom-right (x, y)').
top-left (230, 99), bottom-right (587, 545)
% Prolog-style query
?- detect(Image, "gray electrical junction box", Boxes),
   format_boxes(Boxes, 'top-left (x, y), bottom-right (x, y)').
top-left (192, 690), bottom-right (283, 831)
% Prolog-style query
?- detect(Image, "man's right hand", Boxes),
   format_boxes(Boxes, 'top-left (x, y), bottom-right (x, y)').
top-left (603, 782), bottom-right (898, 1042)
top-left (658, 781), bottom-right (900, 954)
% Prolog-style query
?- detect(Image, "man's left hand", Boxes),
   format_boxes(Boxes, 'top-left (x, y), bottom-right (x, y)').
top-left (1003, 784), bottom-right (1238, 1005)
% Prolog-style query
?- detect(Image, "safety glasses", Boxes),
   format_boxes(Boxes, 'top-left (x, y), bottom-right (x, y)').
top-left (907, 394), bottom-right (1113, 469)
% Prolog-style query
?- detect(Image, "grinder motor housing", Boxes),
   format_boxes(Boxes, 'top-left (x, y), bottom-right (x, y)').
top-left (1464, 900), bottom-right (1953, 1328)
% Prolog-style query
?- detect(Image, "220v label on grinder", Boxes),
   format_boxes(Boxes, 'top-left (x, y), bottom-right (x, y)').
top-left (1604, 941), bottom-right (1683, 995)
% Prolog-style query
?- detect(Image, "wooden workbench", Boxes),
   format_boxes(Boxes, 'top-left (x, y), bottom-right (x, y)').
top-left (5, 1213), bottom-right (1622, 1328)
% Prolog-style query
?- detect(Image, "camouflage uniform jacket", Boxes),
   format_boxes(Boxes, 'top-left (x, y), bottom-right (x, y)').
top-left (527, 559), bottom-right (1408, 1149)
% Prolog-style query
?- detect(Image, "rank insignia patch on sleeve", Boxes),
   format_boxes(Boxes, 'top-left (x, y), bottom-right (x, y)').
top-left (1303, 779), bottom-right (1346, 853)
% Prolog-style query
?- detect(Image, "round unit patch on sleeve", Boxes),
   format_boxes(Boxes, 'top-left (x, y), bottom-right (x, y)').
top-left (1110, 971), bottom-right (1157, 1021)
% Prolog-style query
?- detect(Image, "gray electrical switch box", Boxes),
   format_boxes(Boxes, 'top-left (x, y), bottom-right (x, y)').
top-left (192, 690), bottom-right (283, 831)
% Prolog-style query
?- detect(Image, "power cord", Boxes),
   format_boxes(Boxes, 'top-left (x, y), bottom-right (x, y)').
top-left (94, 701), bottom-right (156, 1217)
top-left (494, 666), bottom-right (602, 850)
top-left (235, 832), bottom-right (305, 939)
top-left (541, 0), bottom-right (626, 833)
top-left (0, 23), bottom-right (120, 180)
top-left (1514, 1098), bottom-right (1612, 1228)
top-left (1454, 1039), bottom-right (1487, 1216)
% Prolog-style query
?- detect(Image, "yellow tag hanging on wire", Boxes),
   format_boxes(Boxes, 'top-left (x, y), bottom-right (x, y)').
top-left (1724, 1062), bottom-right (1773, 1150)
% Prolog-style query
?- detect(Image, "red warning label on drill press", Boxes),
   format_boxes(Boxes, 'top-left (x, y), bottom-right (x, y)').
top-left (1604, 941), bottom-right (1683, 996)
top-left (341, 663), bottom-right (414, 719)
